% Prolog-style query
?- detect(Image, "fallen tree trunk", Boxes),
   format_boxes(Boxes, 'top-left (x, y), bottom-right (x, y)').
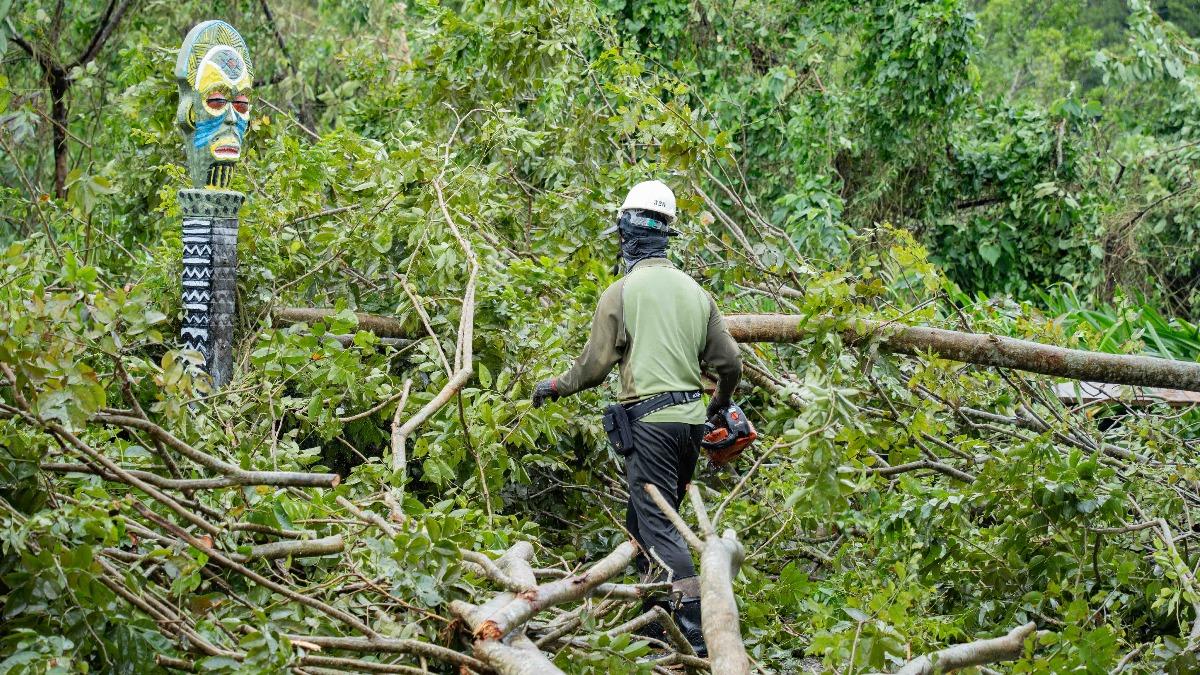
top-left (287, 306), bottom-right (1200, 392)
top-left (870, 622), bottom-right (1038, 675)
top-left (725, 314), bottom-right (1200, 393)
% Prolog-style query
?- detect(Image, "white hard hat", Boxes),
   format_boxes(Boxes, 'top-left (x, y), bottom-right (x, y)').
top-left (620, 180), bottom-right (676, 221)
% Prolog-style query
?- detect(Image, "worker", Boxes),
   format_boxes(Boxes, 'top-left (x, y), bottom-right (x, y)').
top-left (531, 179), bottom-right (743, 657)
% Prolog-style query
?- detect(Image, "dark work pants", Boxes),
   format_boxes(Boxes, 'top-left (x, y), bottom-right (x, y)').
top-left (624, 420), bottom-right (705, 583)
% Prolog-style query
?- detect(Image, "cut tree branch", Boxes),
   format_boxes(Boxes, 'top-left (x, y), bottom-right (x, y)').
top-left (452, 541), bottom-right (563, 674)
top-left (455, 540), bottom-right (639, 642)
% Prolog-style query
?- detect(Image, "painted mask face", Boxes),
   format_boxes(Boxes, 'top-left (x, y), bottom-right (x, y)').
top-left (175, 21), bottom-right (253, 190)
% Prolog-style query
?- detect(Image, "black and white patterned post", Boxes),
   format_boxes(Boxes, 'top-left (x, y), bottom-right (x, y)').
top-left (175, 21), bottom-right (253, 388)
top-left (180, 190), bottom-right (243, 388)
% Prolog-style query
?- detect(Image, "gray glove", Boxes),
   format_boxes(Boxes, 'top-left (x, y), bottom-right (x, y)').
top-left (706, 396), bottom-right (730, 421)
top-left (531, 378), bottom-right (559, 408)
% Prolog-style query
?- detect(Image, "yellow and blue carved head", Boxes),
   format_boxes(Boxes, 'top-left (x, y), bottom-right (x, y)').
top-left (175, 21), bottom-right (253, 190)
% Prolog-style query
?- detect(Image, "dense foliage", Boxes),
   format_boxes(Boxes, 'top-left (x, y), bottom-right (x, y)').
top-left (1, 0), bottom-right (1199, 673)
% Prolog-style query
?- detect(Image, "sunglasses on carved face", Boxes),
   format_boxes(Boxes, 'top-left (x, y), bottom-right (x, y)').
top-left (205, 92), bottom-right (251, 114)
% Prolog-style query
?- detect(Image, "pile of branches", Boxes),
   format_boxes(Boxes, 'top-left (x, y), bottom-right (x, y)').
top-left (1, 353), bottom-right (1074, 675)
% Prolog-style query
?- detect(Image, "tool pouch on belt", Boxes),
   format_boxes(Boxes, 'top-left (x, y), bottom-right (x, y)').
top-left (602, 403), bottom-right (634, 456)
top-left (602, 391), bottom-right (701, 456)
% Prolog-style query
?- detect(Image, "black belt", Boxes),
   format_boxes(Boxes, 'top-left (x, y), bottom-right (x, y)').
top-left (624, 390), bottom-right (702, 421)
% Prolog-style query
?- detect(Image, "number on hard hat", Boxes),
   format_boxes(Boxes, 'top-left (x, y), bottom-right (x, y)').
top-left (701, 402), bottom-right (757, 466)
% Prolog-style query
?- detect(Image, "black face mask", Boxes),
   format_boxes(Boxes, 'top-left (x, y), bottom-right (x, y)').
top-left (608, 208), bottom-right (674, 274)
top-left (618, 229), bottom-right (669, 273)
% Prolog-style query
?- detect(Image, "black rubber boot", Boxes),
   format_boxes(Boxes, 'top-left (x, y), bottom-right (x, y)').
top-left (673, 597), bottom-right (707, 658)
top-left (634, 598), bottom-right (668, 643)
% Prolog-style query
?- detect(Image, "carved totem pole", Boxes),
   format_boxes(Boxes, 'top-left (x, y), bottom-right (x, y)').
top-left (174, 21), bottom-right (252, 387)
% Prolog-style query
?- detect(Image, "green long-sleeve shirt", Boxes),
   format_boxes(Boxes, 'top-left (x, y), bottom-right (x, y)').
top-left (555, 258), bottom-right (742, 424)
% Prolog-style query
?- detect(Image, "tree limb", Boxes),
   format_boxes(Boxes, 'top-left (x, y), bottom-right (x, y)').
top-left (287, 307), bottom-right (1200, 392)
top-left (873, 622), bottom-right (1038, 675)
top-left (41, 462), bottom-right (338, 490)
top-left (229, 535), bottom-right (343, 562)
top-left (643, 483), bottom-right (705, 550)
top-left (94, 413), bottom-right (339, 487)
top-left (391, 178), bottom-right (478, 473)
top-left (459, 541), bottom-right (639, 642)
top-left (281, 635), bottom-right (486, 671)
top-left (297, 655), bottom-right (426, 674)
top-left (130, 501), bottom-right (377, 638)
top-left (860, 459), bottom-right (975, 483)
top-left (72, 0), bottom-right (135, 70)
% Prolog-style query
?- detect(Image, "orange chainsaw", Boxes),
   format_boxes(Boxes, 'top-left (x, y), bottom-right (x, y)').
top-left (701, 402), bottom-right (757, 465)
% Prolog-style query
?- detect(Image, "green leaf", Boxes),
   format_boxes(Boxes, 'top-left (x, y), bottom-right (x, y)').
top-left (978, 242), bottom-right (1001, 266)
top-left (330, 309), bottom-right (359, 335)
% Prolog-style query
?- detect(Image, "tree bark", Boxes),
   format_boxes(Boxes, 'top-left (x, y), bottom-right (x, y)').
top-left (48, 71), bottom-right (69, 199)
top-left (458, 541), bottom-right (639, 641)
top-left (450, 541), bottom-right (643, 675)
top-left (725, 314), bottom-right (1200, 393)
top-left (12, 0), bottom-right (136, 199)
top-left (469, 545), bottom-right (560, 675)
